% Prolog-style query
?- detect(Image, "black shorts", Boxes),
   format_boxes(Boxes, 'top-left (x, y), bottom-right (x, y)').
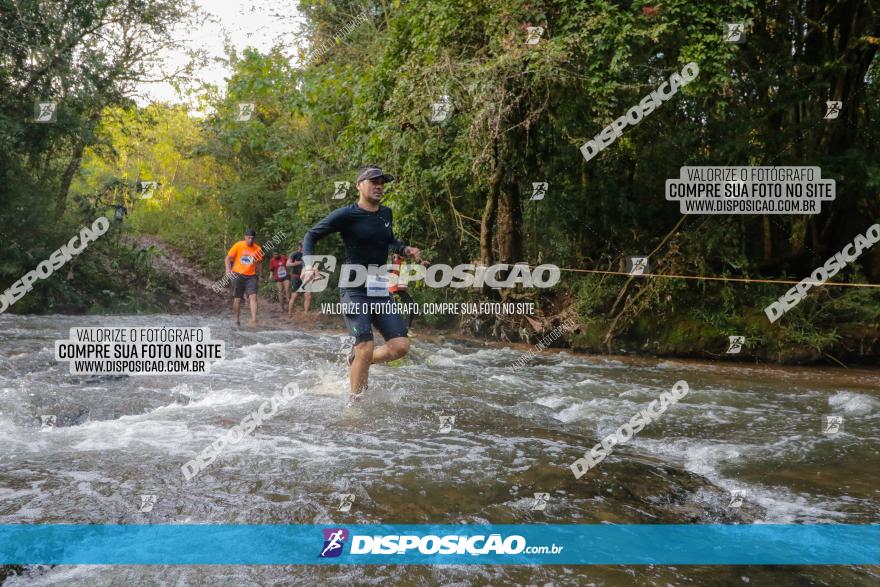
top-left (341, 291), bottom-right (408, 344)
top-left (274, 274), bottom-right (289, 283)
top-left (290, 276), bottom-right (303, 291)
top-left (232, 273), bottom-right (258, 299)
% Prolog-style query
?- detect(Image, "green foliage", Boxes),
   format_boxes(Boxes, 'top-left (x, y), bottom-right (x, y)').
top-left (0, 0), bottom-right (201, 312)
top-left (3, 0), bottom-right (879, 364)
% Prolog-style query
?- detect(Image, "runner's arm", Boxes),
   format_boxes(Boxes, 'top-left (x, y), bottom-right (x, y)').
top-left (386, 209), bottom-right (410, 257)
top-left (392, 230), bottom-right (421, 260)
top-left (302, 207), bottom-right (348, 257)
top-left (225, 244), bottom-right (237, 274)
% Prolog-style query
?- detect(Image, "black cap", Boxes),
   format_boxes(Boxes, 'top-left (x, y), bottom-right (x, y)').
top-left (356, 166), bottom-right (395, 184)
top-left (245, 228), bottom-right (256, 236)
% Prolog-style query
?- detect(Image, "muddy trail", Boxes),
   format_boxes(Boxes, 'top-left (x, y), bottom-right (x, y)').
top-left (125, 235), bottom-right (330, 329)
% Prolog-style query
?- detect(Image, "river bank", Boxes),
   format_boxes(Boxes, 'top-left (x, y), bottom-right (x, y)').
top-left (5, 235), bottom-right (877, 369)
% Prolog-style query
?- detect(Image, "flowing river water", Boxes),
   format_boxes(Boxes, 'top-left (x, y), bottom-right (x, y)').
top-left (0, 313), bottom-right (878, 585)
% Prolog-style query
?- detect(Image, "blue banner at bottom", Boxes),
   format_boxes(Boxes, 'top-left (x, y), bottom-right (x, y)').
top-left (0, 524), bottom-right (877, 565)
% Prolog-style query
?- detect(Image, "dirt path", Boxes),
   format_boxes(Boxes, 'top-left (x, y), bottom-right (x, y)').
top-left (124, 235), bottom-right (226, 315)
top-left (124, 235), bottom-right (336, 329)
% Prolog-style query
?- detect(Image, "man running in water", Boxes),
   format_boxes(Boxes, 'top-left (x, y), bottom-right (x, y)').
top-left (286, 242), bottom-right (311, 315)
top-left (301, 165), bottom-right (421, 403)
top-left (225, 228), bottom-right (262, 326)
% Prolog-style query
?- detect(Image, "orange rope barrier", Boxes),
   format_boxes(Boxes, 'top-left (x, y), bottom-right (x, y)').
top-left (542, 266), bottom-right (880, 288)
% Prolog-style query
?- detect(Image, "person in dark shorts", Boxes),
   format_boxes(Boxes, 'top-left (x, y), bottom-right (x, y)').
top-left (301, 165), bottom-right (421, 403)
top-left (225, 228), bottom-right (262, 326)
top-left (286, 243), bottom-right (311, 315)
top-left (269, 252), bottom-right (290, 308)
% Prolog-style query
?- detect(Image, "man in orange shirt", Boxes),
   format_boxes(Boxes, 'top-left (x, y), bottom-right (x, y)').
top-left (225, 228), bottom-right (263, 326)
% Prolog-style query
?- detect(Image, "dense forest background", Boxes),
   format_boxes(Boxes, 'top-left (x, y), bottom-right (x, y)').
top-left (1, 0), bottom-right (879, 363)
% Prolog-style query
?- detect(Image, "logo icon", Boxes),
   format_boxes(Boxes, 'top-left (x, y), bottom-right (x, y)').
top-left (138, 494), bottom-right (157, 513)
top-left (626, 256), bottom-right (649, 276)
top-left (332, 181), bottom-right (350, 199)
top-left (724, 23), bottom-right (745, 43)
top-left (237, 103), bottom-right (255, 121)
top-left (530, 181), bottom-right (548, 201)
top-left (430, 95), bottom-right (453, 123)
top-left (139, 181), bottom-right (157, 200)
top-left (40, 414), bottom-right (57, 429)
top-left (532, 492), bottom-right (549, 511)
top-left (822, 415), bottom-right (843, 435)
top-left (35, 101), bottom-right (57, 123)
top-left (438, 414), bottom-right (455, 433)
top-left (525, 26), bottom-right (544, 45)
top-left (299, 255), bottom-right (337, 292)
top-left (337, 493), bottom-right (355, 512)
top-left (726, 335), bottom-right (745, 354)
top-left (319, 528), bottom-right (349, 558)
top-left (824, 101), bottom-right (842, 120)
top-left (727, 489), bottom-right (746, 508)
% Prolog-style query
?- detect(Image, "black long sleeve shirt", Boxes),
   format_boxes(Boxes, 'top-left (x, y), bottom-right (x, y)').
top-left (303, 203), bottom-right (406, 293)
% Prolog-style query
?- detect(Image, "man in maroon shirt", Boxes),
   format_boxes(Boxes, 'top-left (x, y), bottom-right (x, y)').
top-left (269, 252), bottom-right (290, 309)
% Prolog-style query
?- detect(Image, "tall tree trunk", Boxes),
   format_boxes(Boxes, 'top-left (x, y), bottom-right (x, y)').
top-left (55, 140), bottom-right (85, 217)
top-left (55, 111), bottom-right (102, 217)
top-left (762, 217), bottom-right (773, 261)
top-left (480, 163), bottom-right (501, 267)
top-left (495, 179), bottom-right (523, 264)
top-left (811, 0), bottom-right (879, 246)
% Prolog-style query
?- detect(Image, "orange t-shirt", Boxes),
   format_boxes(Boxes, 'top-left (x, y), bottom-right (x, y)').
top-left (227, 241), bottom-right (263, 275)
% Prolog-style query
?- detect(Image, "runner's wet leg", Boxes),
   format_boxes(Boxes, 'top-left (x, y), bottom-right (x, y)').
top-left (247, 293), bottom-right (257, 325)
top-left (370, 336), bottom-right (409, 364)
top-left (350, 341), bottom-right (374, 399)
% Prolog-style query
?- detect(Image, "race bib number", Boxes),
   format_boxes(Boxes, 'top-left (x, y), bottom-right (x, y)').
top-left (240, 255), bottom-right (253, 266)
top-left (277, 266), bottom-right (287, 278)
top-left (367, 274), bottom-right (390, 297)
